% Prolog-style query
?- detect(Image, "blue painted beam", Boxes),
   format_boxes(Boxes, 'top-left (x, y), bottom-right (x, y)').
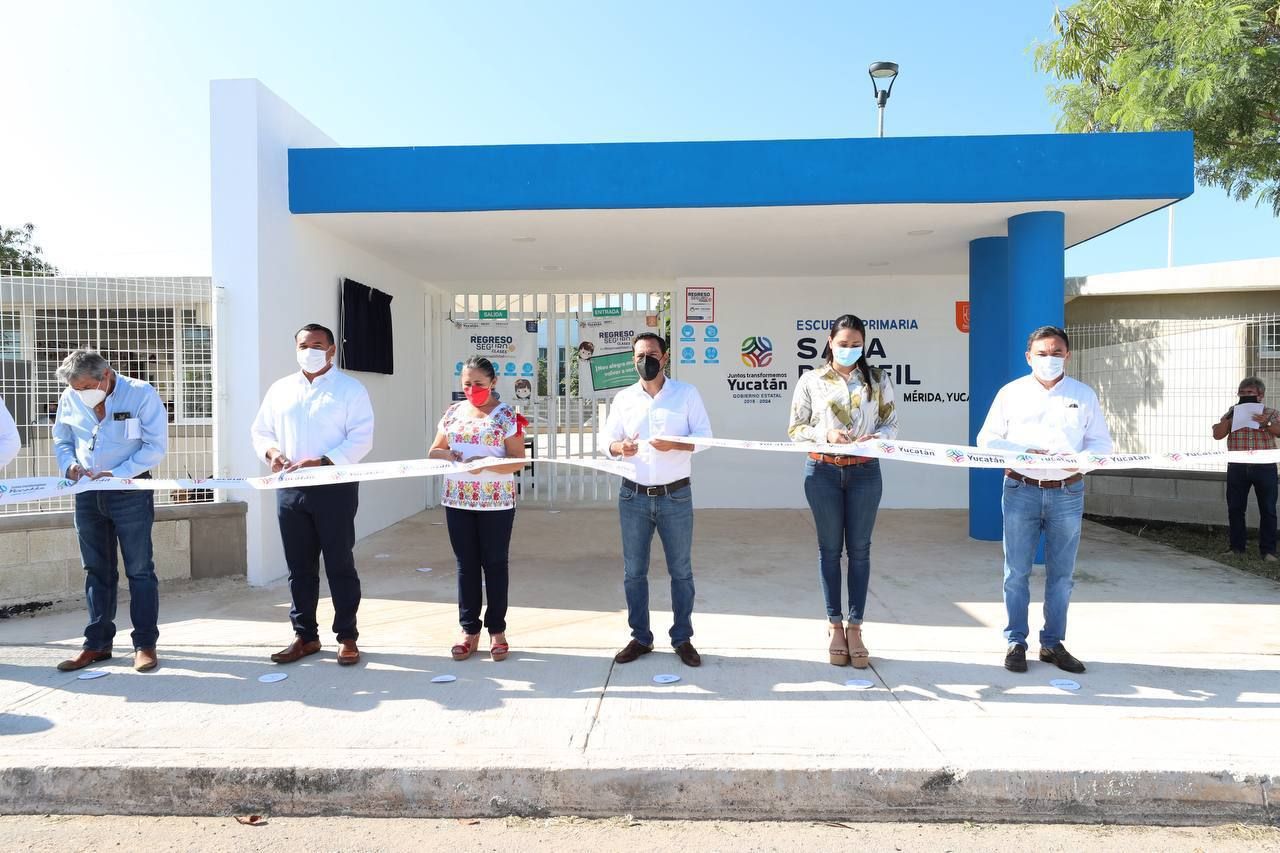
top-left (968, 236), bottom-right (1010, 542)
top-left (288, 132), bottom-right (1193, 214)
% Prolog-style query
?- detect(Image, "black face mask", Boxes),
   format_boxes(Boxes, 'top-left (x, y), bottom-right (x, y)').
top-left (637, 355), bottom-right (663, 381)
top-left (1239, 394), bottom-right (1260, 405)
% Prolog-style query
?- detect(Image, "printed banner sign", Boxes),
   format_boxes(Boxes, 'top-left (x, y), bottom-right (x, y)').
top-left (451, 319), bottom-right (537, 403)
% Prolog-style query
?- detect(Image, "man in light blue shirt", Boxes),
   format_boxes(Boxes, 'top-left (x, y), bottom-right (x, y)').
top-left (52, 349), bottom-right (169, 674)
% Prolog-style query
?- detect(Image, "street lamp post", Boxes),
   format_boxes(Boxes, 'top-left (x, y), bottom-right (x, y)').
top-left (868, 61), bottom-right (899, 138)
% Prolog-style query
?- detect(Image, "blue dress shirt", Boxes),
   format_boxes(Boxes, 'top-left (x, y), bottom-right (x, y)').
top-left (53, 374), bottom-right (169, 479)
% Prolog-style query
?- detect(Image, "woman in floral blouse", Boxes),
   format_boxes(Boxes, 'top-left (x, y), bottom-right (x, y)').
top-left (787, 314), bottom-right (898, 669)
top-left (428, 356), bottom-right (527, 662)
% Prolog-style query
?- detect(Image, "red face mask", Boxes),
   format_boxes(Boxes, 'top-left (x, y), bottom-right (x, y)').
top-left (464, 385), bottom-right (491, 406)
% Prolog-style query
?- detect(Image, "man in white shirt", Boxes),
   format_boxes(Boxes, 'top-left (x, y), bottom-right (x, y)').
top-left (977, 325), bottom-right (1112, 675)
top-left (600, 333), bottom-right (713, 667)
top-left (251, 324), bottom-right (375, 667)
top-left (0, 397), bottom-right (19, 468)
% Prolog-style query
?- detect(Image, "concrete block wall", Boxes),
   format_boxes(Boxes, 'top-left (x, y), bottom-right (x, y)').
top-left (0, 501), bottom-right (247, 608)
top-left (1085, 470), bottom-right (1268, 528)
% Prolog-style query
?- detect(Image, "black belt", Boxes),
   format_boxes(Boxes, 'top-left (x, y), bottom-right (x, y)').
top-left (1004, 469), bottom-right (1083, 489)
top-left (623, 477), bottom-right (690, 496)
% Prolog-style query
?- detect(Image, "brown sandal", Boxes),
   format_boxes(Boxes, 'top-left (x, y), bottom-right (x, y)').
top-left (828, 622), bottom-right (850, 667)
top-left (451, 633), bottom-right (480, 661)
top-left (845, 624), bottom-right (870, 669)
top-left (490, 632), bottom-right (510, 662)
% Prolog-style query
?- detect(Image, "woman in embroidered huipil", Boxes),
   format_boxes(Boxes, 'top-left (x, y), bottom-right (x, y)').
top-left (428, 356), bottom-right (527, 662)
top-left (787, 314), bottom-right (898, 668)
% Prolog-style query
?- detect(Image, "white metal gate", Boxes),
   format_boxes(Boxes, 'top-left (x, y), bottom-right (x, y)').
top-left (446, 289), bottom-right (672, 505)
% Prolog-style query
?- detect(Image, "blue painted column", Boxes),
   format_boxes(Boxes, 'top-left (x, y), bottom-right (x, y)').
top-left (999, 211), bottom-right (1066, 561)
top-left (1007, 211), bottom-right (1066, 369)
top-left (968, 237), bottom-right (1009, 540)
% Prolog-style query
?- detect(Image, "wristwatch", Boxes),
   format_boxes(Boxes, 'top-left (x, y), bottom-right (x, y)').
top-left (320, 455), bottom-right (333, 466)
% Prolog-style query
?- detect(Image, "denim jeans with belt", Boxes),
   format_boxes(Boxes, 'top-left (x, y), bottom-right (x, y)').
top-left (73, 488), bottom-right (159, 651)
top-left (618, 482), bottom-right (695, 647)
top-left (802, 458), bottom-right (883, 624)
top-left (1001, 474), bottom-right (1085, 649)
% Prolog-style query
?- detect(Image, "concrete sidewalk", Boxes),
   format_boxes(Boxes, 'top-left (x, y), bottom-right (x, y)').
top-left (1, 508), bottom-right (1278, 823)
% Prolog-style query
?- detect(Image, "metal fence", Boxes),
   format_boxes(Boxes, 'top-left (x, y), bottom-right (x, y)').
top-left (1067, 314), bottom-right (1280, 470)
top-left (449, 290), bottom-right (672, 504)
top-left (0, 269), bottom-right (217, 514)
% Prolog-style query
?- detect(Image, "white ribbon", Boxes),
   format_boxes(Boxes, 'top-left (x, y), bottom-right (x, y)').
top-left (0, 456), bottom-right (636, 507)
top-left (653, 435), bottom-right (1280, 471)
top-left (4, 435), bottom-right (1278, 507)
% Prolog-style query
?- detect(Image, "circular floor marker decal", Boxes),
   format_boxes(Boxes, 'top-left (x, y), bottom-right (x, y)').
top-left (548, 510), bottom-right (562, 514)
top-left (416, 567), bottom-right (433, 573)
top-left (374, 553), bottom-right (391, 559)
top-left (430, 674), bottom-right (457, 684)
top-left (844, 679), bottom-right (875, 689)
top-left (431, 522), bottom-right (444, 526)
top-left (258, 673), bottom-right (288, 684)
top-left (1050, 678), bottom-right (1081, 691)
top-left (653, 674), bottom-right (681, 684)
top-left (77, 670), bottom-right (108, 680)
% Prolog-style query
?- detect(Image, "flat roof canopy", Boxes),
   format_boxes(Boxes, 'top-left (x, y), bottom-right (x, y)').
top-left (288, 132), bottom-right (1193, 281)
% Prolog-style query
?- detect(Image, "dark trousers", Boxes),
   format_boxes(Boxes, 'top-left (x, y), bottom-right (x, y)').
top-left (276, 483), bottom-right (361, 642)
top-left (1226, 463), bottom-right (1278, 557)
top-left (445, 506), bottom-right (514, 635)
top-left (73, 488), bottom-right (159, 651)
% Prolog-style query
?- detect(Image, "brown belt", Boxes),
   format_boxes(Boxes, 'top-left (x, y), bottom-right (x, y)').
top-left (809, 453), bottom-right (872, 467)
top-left (1004, 469), bottom-right (1083, 489)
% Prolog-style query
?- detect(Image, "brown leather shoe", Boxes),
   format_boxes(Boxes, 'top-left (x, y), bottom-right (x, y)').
top-left (613, 639), bottom-right (653, 664)
top-left (337, 640), bottom-right (360, 666)
top-left (674, 641), bottom-right (702, 668)
top-left (270, 638), bottom-right (321, 664)
top-left (56, 649), bottom-right (112, 672)
top-left (133, 648), bottom-right (158, 672)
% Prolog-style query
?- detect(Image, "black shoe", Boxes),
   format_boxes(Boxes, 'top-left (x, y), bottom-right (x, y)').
top-left (1004, 644), bottom-right (1027, 673)
top-left (1039, 643), bottom-right (1086, 674)
top-left (674, 641), bottom-right (701, 668)
top-left (613, 639), bottom-right (653, 664)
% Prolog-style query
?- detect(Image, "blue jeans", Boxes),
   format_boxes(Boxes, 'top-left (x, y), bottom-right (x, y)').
top-left (803, 458), bottom-right (883, 624)
top-left (618, 483), bottom-right (695, 647)
top-left (1001, 475), bottom-right (1085, 649)
top-left (73, 489), bottom-right (159, 651)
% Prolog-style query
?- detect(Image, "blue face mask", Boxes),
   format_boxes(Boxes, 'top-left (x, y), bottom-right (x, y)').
top-left (832, 345), bottom-right (862, 367)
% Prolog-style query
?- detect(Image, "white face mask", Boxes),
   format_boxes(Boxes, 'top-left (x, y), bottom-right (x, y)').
top-left (297, 347), bottom-right (330, 373)
top-left (76, 383), bottom-right (107, 408)
top-left (1031, 355), bottom-right (1065, 382)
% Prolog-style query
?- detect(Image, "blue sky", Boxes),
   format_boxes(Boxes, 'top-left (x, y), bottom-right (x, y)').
top-left (1, 0), bottom-right (1274, 276)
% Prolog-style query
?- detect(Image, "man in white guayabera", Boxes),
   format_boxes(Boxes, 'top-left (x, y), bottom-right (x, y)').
top-left (52, 349), bottom-right (169, 674)
top-left (251, 323), bottom-right (374, 668)
top-left (978, 325), bottom-right (1112, 676)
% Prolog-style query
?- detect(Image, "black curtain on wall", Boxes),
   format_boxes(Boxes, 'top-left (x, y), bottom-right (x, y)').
top-left (340, 277), bottom-right (394, 374)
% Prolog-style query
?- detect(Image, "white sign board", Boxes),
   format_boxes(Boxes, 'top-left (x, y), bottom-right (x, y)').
top-left (576, 316), bottom-right (641, 397)
top-left (450, 319), bottom-right (538, 404)
top-left (676, 277), bottom-right (971, 509)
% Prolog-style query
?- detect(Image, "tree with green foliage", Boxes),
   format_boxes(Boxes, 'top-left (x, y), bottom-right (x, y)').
top-left (1035, 1), bottom-right (1280, 214)
top-left (0, 223), bottom-right (58, 273)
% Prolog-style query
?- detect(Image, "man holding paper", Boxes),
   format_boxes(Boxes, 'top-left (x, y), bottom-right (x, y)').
top-left (251, 324), bottom-right (374, 667)
top-left (52, 350), bottom-right (169, 673)
top-left (977, 326), bottom-right (1112, 675)
top-left (1212, 377), bottom-right (1278, 562)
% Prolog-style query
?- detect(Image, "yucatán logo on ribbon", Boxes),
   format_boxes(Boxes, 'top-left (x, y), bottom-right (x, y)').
top-left (740, 336), bottom-right (774, 368)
